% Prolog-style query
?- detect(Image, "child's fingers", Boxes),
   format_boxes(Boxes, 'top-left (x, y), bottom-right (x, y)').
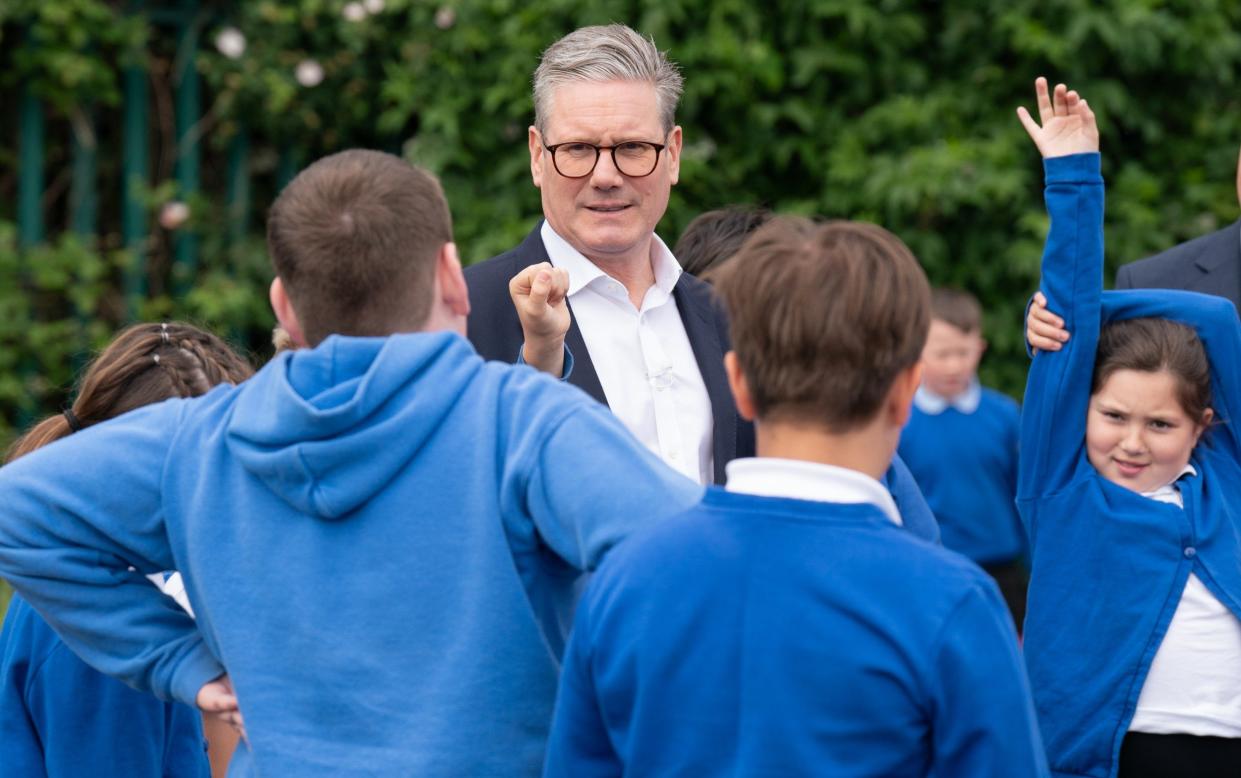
top-left (1016, 106), bottom-right (1041, 141)
top-left (1035, 77), bottom-right (1052, 123)
top-left (1052, 83), bottom-right (1067, 116)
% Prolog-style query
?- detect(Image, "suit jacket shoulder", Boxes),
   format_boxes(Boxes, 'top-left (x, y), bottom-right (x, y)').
top-left (1115, 219), bottom-right (1241, 308)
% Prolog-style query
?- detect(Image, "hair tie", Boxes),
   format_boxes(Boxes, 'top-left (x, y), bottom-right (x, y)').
top-left (63, 409), bottom-right (83, 433)
top-left (160, 322), bottom-right (171, 345)
top-left (153, 353), bottom-right (161, 365)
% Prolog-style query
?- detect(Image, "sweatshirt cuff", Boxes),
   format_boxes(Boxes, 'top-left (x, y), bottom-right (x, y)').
top-left (515, 343), bottom-right (575, 381)
top-left (170, 642), bottom-right (226, 708)
top-left (1043, 152), bottom-right (1102, 184)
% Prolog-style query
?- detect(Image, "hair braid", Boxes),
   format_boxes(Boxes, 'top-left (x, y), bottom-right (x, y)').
top-left (5, 322), bottom-right (254, 463)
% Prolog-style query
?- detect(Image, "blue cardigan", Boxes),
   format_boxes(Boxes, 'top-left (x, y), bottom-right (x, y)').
top-left (0, 594), bottom-right (209, 778)
top-left (1018, 153), bottom-right (1241, 778)
top-left (544, 487), bottom-right (1048, 777)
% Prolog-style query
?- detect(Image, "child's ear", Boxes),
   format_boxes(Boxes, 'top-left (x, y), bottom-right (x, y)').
top-left (1195, 407), bottom-right (1216, 444)
top-left (437, 242), bottom-right (470, 318)
top-left (269, 278), bottom-right (309, 348)
top-left (724, 352), bottom-right (757, 422)
top-left (887, 362), bottom-right (923, 428)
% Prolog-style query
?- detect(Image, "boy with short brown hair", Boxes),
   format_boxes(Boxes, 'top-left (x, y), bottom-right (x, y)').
top-left (543, 217), bottom-right (1048, 777)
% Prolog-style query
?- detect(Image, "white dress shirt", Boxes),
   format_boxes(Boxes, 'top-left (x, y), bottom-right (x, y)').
top-left (542, 222), bottom-right (714, 484)
top-left (1130, 465), bottom-right (1241, 737)
top-left (725, 457), bottom-right (903, 526)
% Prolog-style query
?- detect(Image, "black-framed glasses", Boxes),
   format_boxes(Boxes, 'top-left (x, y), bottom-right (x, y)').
top-left (543, 140), bottom-right (667, 179)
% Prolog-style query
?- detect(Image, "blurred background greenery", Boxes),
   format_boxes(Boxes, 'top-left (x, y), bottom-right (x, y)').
top-left (1, 0), bottom-right (1240, 444)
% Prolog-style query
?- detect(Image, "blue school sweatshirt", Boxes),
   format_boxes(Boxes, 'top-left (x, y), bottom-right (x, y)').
top-left (1019, 153), bottom-right (1241, 778)
top-left (0, 594), bottom-right (209, 778)
top-left (543, 487), bottom-right (1049, 778)
top-left (899, 388), bottom-right (1023, 563)
top-left (883, 454), bottom-right (941, 543)
top-left (0, 331), bottom-right (703, 777)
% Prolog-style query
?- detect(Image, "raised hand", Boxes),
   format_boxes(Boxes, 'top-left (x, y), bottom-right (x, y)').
top-left (509, 261), bottom-right (571, 377)
top-left (1016, 77), bottom-right (1099, 158)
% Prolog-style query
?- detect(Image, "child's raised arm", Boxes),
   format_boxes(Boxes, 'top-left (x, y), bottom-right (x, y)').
top-left (1015, 78), bottom-right (1104, 504)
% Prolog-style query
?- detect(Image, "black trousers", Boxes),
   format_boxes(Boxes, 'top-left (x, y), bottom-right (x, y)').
top-left (1118, 732), bottom-right (1241, 778)
top-left (980, 559), bottom-right (1028, 632)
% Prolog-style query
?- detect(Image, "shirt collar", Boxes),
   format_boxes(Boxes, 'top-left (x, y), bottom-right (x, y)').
top-left (540, 221), bottom-right (681, 300)
top-left (1141, 463), bottom-right (1198, 503)
top-left (725, 457), bottom-right (903, 526)
top-left (914, 379), bottom-right (982, 415)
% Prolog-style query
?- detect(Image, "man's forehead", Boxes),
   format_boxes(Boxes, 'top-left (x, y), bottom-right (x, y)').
top-left (542, 79), bottom-right (664, 138)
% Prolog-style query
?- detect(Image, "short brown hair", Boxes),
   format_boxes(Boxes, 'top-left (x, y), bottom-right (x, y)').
top-left (1093, 317), bottom-right (1213, 423)
top-left (6, 322), bottom-right (253, 462)
top-left (267, 150), bottom-right (453, 346)
top-left (931, 287), bottom-right (982, 333)
top-left (712, 217), bottom-right (930, 431)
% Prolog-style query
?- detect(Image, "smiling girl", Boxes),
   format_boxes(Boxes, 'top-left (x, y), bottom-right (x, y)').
top-left (1017, 79), bottom-right (1241, 778)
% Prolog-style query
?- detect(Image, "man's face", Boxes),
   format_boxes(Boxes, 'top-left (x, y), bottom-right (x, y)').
top-left (529, 79), bottom-right (681, 266)
top-left (920, 319), bottom-right (985, 399)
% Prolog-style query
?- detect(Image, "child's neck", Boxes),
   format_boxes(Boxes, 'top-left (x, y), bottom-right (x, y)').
top-left (754, 417), bottom-right (895, 481)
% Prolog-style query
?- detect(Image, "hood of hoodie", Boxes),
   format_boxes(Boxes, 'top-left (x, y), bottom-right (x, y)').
top-left (226, 331), bottom-right (481, 520)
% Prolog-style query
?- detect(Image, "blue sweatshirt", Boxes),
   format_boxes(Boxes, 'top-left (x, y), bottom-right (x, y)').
top-left (899, 388), bottom-right (1023, 563)
top-left (0, 594), bottom-right (209, 778)
top-left (0, 331), bottom-right (703, 777)
top-left (1019, 153), bottom-right (1241, 778)
top-left (543, 487), bottom-right (1048, 778)
top-left (883, 454), bottom-right (941, 544)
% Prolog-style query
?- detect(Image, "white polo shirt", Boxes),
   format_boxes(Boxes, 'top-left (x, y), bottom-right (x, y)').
top-left (541, 222), bottom-right (714, 485)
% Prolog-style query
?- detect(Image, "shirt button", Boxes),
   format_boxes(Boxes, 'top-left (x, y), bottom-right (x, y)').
top-left (1184, 546), bottom-right (1197, 559)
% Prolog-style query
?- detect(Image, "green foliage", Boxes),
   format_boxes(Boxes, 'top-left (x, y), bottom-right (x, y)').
top-left (2, 0), bottom-right (1241, 448)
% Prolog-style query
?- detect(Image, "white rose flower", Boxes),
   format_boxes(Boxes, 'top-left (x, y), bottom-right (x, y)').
top-left (159, 201), bottom-right (190, 230)
top-left (342, 2), bottom-right (366, 21)
top-left (434, 7), bottom-right (456, 29)
top-left (364, 0), bottom-right (385, 13)
top-left (295, 59), bottom-right (325, 87)
top-left (214, 27), bottom-right (246, 60)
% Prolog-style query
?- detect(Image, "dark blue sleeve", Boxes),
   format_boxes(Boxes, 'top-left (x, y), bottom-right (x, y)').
top-left (0, 598), bottom-right (50, 778)
top-left (1018, 153), bottom-right (1104, 503)
top-left (884, 454), bottom-right (941, 544)
top-left (928, 579), bottom-right (1050, 777)
top-left (542, 588), bottom-right (623, 778)
top-left (14, 606), bottom-right (209, 777)
top-left (1100, 289), bottom-right (1241, 463)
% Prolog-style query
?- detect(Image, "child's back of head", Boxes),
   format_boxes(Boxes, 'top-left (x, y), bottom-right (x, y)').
top-left (711, 217), bottom-right (930, 434)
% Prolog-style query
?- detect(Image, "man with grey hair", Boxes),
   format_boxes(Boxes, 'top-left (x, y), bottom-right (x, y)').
top-left (466, 24), bottom-right (941, 543)
top-left (466, 24), bottom-right (747, 487)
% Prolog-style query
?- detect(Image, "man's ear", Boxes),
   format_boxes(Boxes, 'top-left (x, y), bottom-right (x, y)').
top-left (529, 126), bottom-right (544, 189)
top-left (666, 125), bottom-right (683, 186)
top-left (724, 351), bottom-right (757, 422)
top-left (887, 361), bottom-right (923, 429)
top-left (269, 278), bottom-right (309, 348)
top-left (437, 242), bottom-right (470, 318)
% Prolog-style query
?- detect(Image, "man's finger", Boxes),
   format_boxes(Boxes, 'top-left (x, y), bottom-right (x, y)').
top-left (529, 271), bottom-right (552, 308)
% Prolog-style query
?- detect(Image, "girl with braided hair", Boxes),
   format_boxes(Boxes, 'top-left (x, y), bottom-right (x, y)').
top-left (0, 321), bottom-right (251, 778)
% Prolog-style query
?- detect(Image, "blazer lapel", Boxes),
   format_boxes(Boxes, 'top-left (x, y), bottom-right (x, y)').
top-left (1191, 220), bottom-right (1241, 309)
top-left (673, 277), bottom-right (738, 483)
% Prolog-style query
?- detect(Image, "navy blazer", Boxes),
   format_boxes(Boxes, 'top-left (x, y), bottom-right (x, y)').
top-left (464, 223), bottom-right (753, 485)
top-left (1115, 218), bottom-right (1241, 309)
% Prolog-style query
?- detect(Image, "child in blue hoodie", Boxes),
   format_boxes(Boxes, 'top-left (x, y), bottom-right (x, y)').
top-left (0, 321), bottom-right (252, 778)
top-left (1017, 79), bottom-right (1241, 778)
top-left (543, 217), bottom-right (1048, 777)
top-left (0, 150), bottom-right (703, 777)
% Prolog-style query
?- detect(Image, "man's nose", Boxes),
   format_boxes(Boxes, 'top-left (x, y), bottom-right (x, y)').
top-left (589, 149), bottom-right (625, 188)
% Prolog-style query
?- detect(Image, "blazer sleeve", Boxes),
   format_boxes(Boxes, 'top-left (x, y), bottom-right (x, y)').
top-left (1018, 153), bottom-right (1104, 503)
